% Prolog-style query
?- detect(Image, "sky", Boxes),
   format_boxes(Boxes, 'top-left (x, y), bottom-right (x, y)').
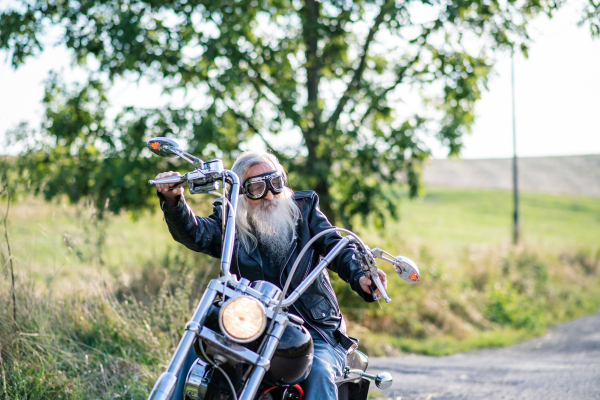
top-left (0, 0), bottom-right (599, 160)
top-left (454, 0), bottom-right (600, 159)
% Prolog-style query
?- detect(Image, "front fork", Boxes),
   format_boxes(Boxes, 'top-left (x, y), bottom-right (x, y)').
top-left (148, 285), bottom-right (219, 400)
top-left (148, 279), bottom-right (288, 400)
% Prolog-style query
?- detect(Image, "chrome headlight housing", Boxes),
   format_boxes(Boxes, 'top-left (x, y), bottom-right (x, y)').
top-left (218, 296), bottom-right (267, 343)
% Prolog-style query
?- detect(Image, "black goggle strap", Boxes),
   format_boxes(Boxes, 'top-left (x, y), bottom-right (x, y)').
top-left (240, 171), bottom-right (285, 194)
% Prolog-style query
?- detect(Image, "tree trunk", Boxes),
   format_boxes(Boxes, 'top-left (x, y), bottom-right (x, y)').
top-left (301, 0), bottom-right (336, 223)
top-left (314, 174), bottom-right (335, 224)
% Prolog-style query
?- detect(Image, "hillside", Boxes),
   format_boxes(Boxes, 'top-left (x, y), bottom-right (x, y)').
top-left (423, 154), bottom-right (600, 196)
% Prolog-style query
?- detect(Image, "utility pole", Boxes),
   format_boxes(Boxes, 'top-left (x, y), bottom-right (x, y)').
top-left (511, 50), bottom-right (519, 245)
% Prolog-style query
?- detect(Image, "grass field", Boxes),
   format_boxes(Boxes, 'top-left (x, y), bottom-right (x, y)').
top-left (9, 188), bottom-right (600, 279)
top-left (374, 188), bottom-right (600, 251)
top-left (1, 188), bottom-right (600, 398)
top-left (347, 188), bottom-right (600, 354)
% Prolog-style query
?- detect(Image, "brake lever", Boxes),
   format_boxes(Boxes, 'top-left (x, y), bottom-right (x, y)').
top-left (359, 246), bottom-right (392, 304)
top-left (371, 248), bottom-right (420, 283)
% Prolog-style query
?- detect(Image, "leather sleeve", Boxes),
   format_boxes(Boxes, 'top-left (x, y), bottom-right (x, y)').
top-left (158, 192), bottom-right (223, 259)
top-left (306, 193), bottom-right (374, 303)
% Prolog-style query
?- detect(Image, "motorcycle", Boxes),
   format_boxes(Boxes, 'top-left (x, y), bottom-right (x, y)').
top-left (145, 137), bottom-right (421, 400)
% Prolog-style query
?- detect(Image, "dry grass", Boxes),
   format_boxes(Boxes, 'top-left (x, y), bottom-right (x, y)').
top-left (1, 189), bottom-right (600, 397)
top-left (0, 255), bottom-right (216, 399)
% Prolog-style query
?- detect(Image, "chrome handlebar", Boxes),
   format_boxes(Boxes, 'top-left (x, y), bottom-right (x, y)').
top-left (148, 159), bottom-right (225, 194)
top-left (149, 175), bottom-right (187, 185)
top-left (359, 246), bottom-right (392, 303)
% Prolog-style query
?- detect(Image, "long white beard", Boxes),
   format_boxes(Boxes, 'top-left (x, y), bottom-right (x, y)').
top-left (248, 198), bottom-right (293, 266)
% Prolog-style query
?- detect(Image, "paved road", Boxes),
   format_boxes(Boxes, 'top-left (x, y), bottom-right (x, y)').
top-left (370, 311), bottom-right (600, 399)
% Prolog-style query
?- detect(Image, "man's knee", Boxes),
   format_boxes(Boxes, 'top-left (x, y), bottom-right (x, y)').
top-left (300, 337), bottom-right (347, 400)
top-left (310, 353), bottom-right (340, 382)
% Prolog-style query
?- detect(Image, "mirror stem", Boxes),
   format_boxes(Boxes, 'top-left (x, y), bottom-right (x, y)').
top-left (171, 147), bottom-right (204, 169)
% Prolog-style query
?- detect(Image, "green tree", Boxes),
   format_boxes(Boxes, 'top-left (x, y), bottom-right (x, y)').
top-left (0, 0), bottom-right (558, 224)
top-left (4, 76), bottom-right (181, 218)
top-left (580, 0), bottom-right (600, 37)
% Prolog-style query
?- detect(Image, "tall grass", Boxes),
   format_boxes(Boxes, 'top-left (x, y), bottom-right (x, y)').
top-left (0, 253), bottom-right (216, 399)
top-left (1, 189), bottom-right (600, 397)
top-left (337, 188), bottom-right (600, 354)
top-left (339, 245), bottom-right (600, 355)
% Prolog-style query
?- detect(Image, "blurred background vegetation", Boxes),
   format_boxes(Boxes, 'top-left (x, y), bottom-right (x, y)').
top-left (1, 0), bottom-right (600, 398)
top-left (1, 187), bottom-right (599, 398)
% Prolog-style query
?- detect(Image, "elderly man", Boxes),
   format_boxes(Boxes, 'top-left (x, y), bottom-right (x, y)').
top-left (155, 151), bottom-right (386, 400)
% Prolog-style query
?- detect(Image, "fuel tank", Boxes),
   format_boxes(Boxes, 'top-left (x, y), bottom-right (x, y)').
top-left (263, 320), bottom-right (314, 386)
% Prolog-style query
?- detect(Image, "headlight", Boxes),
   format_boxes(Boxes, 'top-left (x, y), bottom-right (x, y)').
top-left (219, 296), bottom-right (267, 343)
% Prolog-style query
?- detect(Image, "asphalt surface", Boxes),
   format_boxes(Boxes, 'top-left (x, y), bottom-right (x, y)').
top-left (370, 311), bottom-right (600, 399)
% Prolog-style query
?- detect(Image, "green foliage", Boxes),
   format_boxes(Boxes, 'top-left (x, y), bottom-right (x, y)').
top-left (485, 283), bottom-right (544, 331)
top-left (340, 245), bottom-right (600, 355)
top-left (361, 328), bottom-right (534, 357)
top-left (0, 0), bottom-right (560, 223)
top-left (483, 251), bottom-right (549, 332)
top-left (1, 284), bottom-right (155, 399)
top-left (580, 0), bottom-right (600, 37)
top-left (7, 74), bottom-right (189, 218)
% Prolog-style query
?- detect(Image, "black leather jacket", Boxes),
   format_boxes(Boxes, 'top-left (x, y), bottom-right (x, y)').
top-left (159, 190), bottom-right (373, 349)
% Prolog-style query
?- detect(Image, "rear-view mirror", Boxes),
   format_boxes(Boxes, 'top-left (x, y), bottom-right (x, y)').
top-left (147, 137), bottom-right (181, 158)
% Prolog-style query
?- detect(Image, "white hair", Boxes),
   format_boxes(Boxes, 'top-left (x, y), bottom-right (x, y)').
top-left (232, 151), bottom-right (301, 254)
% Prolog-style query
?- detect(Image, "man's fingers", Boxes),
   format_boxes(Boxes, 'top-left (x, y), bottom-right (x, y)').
top-left (154, 171), bottom-right (182, 193)
top-left (359, 276), bottom-right (371, 294)
top-left (360, 275), bottom-right (387, 297)
top-left (155, 172), bottom-right (165, 192)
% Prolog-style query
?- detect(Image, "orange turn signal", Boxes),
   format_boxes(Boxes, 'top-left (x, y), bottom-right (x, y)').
top-left (409, 272), bottom-right (418, 281)
top-left (150, 142), bottom-right (159, 150)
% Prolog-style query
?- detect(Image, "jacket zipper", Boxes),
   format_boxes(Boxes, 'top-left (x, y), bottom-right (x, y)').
top-left (321, 276), bottom-right (340, 313)
top-left (301, 250), bottom-right (314, 281)
top-left (312, 259), bottom-right (339, 345)
top-left (279, 246), bottom-right (313, 298)
top-left (279, 246), bottom-right (333, 346)
top-left (279, 242), bottom-right (298, 285)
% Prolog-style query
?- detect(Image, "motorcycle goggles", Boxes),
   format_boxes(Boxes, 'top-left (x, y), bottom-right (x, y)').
top-left (241, 171), bottom-right (285, 200)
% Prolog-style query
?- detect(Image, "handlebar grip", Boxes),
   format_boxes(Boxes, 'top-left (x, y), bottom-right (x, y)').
top-left (149, 176), bottom-right (185, 185)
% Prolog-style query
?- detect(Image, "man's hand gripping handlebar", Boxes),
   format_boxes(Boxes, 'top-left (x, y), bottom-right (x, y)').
top-left (359, 247), bottom-right (421, 303)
